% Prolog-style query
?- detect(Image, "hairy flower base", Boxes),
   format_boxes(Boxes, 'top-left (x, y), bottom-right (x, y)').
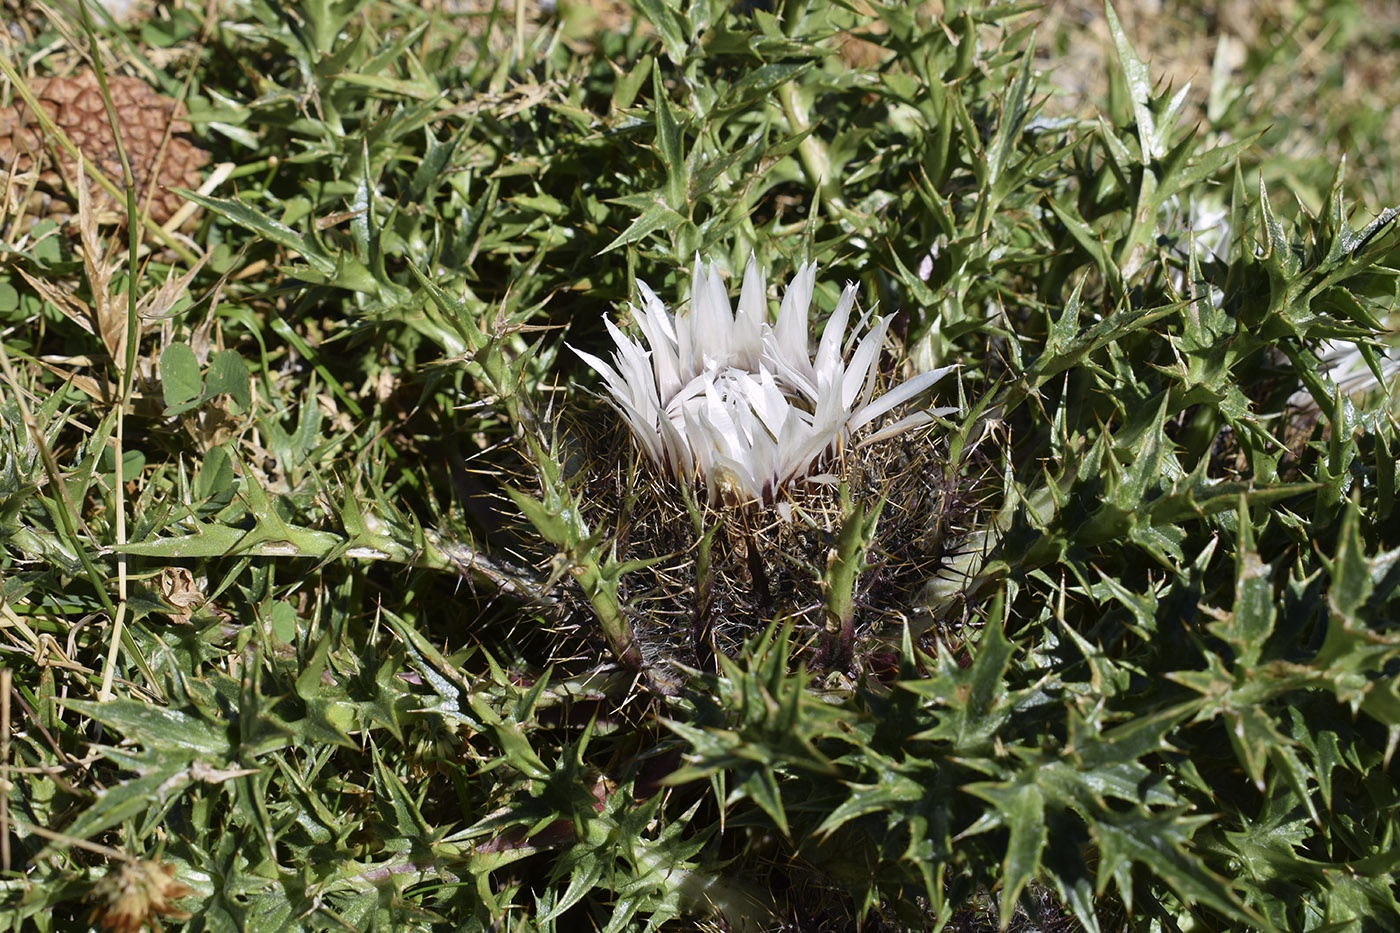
top-left (574, 256), bottom-right (957, 508)
top-left (559, 409), bottom-right (995, 676)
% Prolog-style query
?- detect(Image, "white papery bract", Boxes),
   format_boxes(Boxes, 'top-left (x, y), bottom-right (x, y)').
top-left (574, 256), bottom-right (957, 507)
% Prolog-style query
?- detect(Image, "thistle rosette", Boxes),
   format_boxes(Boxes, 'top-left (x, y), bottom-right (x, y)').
top-left (574, 256), bottom-right (956, 507)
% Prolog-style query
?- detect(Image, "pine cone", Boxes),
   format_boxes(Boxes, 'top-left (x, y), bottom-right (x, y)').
top-left (0, 70), bottom-right (208, 224)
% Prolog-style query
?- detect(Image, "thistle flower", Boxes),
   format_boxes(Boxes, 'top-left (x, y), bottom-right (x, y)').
top-left (574, 255), bottom-right (956, 507)
top-left (88, 859), bottom-right (194, 933)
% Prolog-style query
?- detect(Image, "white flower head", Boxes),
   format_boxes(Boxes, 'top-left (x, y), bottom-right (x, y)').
top-left (574, 255), bottom-right (957, 508)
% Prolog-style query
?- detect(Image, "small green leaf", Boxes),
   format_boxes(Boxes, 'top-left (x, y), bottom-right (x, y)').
top-left (62, 698), bottom-right (232, 757)
top-left (1104, 1), bottom-right (1159, 158)
top-left (611, 54), bottom-right (653, 112)
top-left (205, 349), bottom-right (252, 411)
top-left (1092, 808), bottom-right (1256, 925)
top-left (964, 773), bottom-right (1047, 920)
top-left (195, 445), bottom-right (235, 509)
top-left (543, 847), bottom-right (607, 921)
top-left (600, 199), bottom-right (686, 254)
top-left (634, 0), bottom-right (686, 63)
top-left (1223, 498), bottom-right (1276, 666)
top-left (506, 486), bottom-right (571, 547)
top-left (268, 600), bottom-right (298, 645)
top-left (741, 766), bottom-right (789, 839)
top-left (177, 191), bottom-right (334, 275)
top-left (651, 69), bottom-right (688, 212)
top-left (42, 762), bottom-right (192, 851)
top-left (160, 342), bottom-right (203, 411)
top-left (1328, 497), bottom-right (1372, 620)
top-left (965, 593), bottom-right (1013, 728)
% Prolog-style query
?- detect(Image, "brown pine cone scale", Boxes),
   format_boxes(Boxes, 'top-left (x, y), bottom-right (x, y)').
top-left (0, 70), bottom-right (209, 224)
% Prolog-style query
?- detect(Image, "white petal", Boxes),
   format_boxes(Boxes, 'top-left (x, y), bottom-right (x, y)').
top-left (616, 403), bottom-right (667, 464)
top-left (571, 343), bottom-right (628, 401)
top-left (749, 368), bottom-right (792, 440)
top-left (762, 330), bottom-right (818, 402)
top-left (632, 299), bottom-right (680, 400)
top-left (734, 252), bottom-right (766, 369)
top-left (815, 281), bottom-right (857, 380)
top-left (841, 316), bottom-right (892, 410)
top-left (691, 255), bottom-right (732, 365)
top-left (691, 404), bottom-right (761, 502)
top-left (846, 299), bottom-right (879, 355)
top-left (775, 261), bottom-right (815, 368)
top-left (676, 262), bottom-right (701, 380)
top-left (705, 375), bottom-right (753, 446)
top-left (855, 406), bottom-right (958, 447)
top-left (849, 364), bottom-right (957, 433)
top-left (603, 316), bottom-right (646, 365)
top-left (690, 390), bottom-right (742, 458)
top-left (776, 424), bottom-right (831, 489)
top-left (574, 349), bottom-right (666, 466)
top-left (659, 415), bottom-right (694, 478)
top-left (666, 372), bottom-right (710, 420)
top-left (636, 281), bottom-right (675, 342)
top-left (603, 319), bottom-right (658, 411)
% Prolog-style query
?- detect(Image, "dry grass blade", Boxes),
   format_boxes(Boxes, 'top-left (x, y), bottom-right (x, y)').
top-left (15, 264), bottom-right (93, 334)
top-left (74, 158), bottom-right (126, 364)
top-left (134, 250), bottom-right (208, 322)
